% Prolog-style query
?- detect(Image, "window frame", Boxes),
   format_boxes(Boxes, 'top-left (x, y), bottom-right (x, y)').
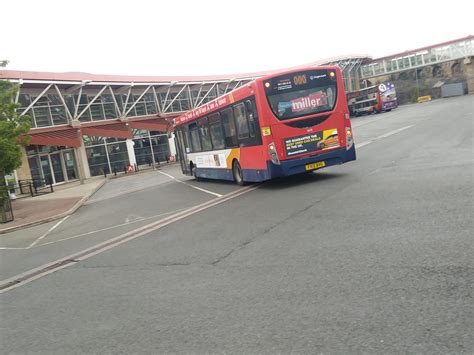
top-left (233, 102), bottom-right (250, 140)
top-left (220, 106), bottom-right (239, 149)
top-left (197, 117), bottom-right (213, 151)
top-left (208, 112), bottom-right (226, 150)
top-left (188, 122), bottom-right (202, 152)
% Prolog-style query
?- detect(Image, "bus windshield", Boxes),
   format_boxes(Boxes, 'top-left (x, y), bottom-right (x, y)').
top-left (265, 69), bottom-right (338, 120)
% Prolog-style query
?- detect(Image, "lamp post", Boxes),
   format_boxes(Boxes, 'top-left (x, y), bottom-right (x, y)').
top-left (415, 69), bottom-right (420, 99)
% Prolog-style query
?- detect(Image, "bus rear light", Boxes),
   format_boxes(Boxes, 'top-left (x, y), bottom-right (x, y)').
top-left (268, 142), bottom-right (280, 165)
top-left (345, 127), bottom-right (354, 150)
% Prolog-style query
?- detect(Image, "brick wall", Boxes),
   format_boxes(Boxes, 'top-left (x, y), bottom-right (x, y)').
top-left (16, 147), bottom-right (32, 181)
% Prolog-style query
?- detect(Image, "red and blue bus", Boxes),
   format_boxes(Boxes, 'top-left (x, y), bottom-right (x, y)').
top-left (174, 66), bottom-right (356, 185)
top-left (346, 82), bottom-right (398, 116)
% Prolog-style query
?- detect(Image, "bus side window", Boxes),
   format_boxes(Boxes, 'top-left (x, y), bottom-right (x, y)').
top-left (220, 107), bottom-right (238, 148)
top-left (198, 117), bottom-right (212, 151)
top-left (245, 99), bottom-right (257, 138)
top-left (233, 103), bottom-right (249, 140)
top-left (208, 112), bottom-right (225, 150)
top-left (184, 128), bottom-right (192, 153)
top-left (188, 122), bottom-right (202, 152)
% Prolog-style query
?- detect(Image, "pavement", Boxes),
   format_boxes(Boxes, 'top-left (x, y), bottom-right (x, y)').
top-left (0, 164), bottom-right (181, 235)
top-left (0, 177), bottom-right (106, 234)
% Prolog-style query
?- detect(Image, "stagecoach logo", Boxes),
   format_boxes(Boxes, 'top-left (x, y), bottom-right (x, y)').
top-left (310, 74), bottom-right (326, 80)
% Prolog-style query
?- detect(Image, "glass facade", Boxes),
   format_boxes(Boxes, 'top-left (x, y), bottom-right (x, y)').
top-left (84, 136), bottom-right (130, 176)
top-left (26, 145), bottom-right (78, 185)
top-left (17, 83), bottom-right (232, 130)
top-left (133, 130), bottom-right (171, 166)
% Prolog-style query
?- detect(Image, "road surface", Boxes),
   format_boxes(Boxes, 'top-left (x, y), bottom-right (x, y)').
top-left (1, 95), bottom-right (473, 353)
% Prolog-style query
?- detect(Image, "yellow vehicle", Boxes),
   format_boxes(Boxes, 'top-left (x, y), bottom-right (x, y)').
top-left (317, 132), bottom-right (339, 150)
top-left (417, 95), bottom-right (432, 103)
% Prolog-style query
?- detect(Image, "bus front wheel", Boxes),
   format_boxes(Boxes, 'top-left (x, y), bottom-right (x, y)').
top-left (190, 162), bottom-right (200, 181)
top-left (232, 160), bottom-right (245, 186)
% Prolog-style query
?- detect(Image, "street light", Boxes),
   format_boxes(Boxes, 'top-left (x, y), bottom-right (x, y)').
top-left (415, 69), bottom-right (420, 99)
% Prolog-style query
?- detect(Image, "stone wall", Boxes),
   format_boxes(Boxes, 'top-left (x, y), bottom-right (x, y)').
top-left (361, 57), bottom-right (474, 104)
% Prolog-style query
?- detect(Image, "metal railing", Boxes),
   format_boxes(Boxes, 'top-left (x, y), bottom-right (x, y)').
top-left (17, 179), bottom-right (54, 197)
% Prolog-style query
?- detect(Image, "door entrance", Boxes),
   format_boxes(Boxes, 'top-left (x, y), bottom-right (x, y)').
top-left (40, 156), bottom-right (53, 185)
top-left (50, 153), bottom-right (65, 184)
top-left (29, 148), bottom-right (78, 185)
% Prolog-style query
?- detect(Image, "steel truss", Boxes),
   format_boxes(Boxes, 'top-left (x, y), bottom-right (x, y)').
top-left (12, 77), bottom-right (254, 128)
top-left (321, 58), bottom-right (365, 91)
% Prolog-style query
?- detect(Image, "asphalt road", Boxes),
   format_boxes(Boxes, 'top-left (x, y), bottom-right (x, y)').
top-left (1, 95), bottom-right (473, 353)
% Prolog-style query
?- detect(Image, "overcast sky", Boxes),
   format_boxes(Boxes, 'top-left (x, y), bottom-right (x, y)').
top-left (1, 0), bottom-right (472, 76)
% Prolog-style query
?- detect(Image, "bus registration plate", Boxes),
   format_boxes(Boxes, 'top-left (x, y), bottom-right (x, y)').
top-left (305, 161), bottom-right (325, 171)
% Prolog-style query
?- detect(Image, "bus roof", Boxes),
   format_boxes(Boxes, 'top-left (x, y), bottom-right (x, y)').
top-left (174, 65), bottom-right (339, 127)
top-left (174, 81), bottom-right (255, 127)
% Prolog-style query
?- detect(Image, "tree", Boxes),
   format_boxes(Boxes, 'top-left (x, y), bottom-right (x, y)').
top-left (0, 65), bottom-right (31, 214)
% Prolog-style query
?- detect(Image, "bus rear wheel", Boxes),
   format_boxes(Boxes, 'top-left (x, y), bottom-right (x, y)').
top-left (232, 160), bottom-right (245, 186)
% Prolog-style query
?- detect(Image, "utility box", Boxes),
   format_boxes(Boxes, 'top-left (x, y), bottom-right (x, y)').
top-left (1, 196), bottom-right (14, 223)
top-left (441, 82), bottom-right (467, 97)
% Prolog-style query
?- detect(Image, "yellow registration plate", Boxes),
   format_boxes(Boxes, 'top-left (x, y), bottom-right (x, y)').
top-left (305, 161), bottom-right (326, 171)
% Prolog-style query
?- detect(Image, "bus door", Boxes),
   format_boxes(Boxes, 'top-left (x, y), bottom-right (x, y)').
top-left (175, 128), bottom-right (191, 175)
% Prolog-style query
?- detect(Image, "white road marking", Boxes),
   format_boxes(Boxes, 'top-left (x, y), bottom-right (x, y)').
top-left (0, 185), bottom-right (258, 293)
top-left (27, 216), bottom-right (70, 248)
top-left (158, 171), bottom-right (176, 180)
top-left (158, 171), bottom-right (223, 197)
top-left (84, 179), bottom-right (171, 205)
top-left (352, 113), bottom-right (395, 128)
top-left (125, 214), bottom-right (144, 223)
top-left (37, 208), bottom-right (188, 247)
top-left (356, 125), bottom-right (414, 148)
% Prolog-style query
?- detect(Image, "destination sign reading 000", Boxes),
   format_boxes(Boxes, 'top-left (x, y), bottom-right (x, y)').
top-left (265, 69), bottom-right (335, 95)
top-left (293, 75), bottom-right (307, 85)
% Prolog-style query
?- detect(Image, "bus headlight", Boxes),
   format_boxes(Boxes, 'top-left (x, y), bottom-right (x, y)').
top-left (268, 142), bottom-right (280, 165)
top-left (346, 127), bottom-right (354, 150)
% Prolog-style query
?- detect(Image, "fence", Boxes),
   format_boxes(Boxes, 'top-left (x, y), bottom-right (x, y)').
top-left (15, 179), bottom-right (54, 197)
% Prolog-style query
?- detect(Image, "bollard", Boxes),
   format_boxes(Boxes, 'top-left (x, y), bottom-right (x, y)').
top-left (114, 167), bottom-right (117, 176)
